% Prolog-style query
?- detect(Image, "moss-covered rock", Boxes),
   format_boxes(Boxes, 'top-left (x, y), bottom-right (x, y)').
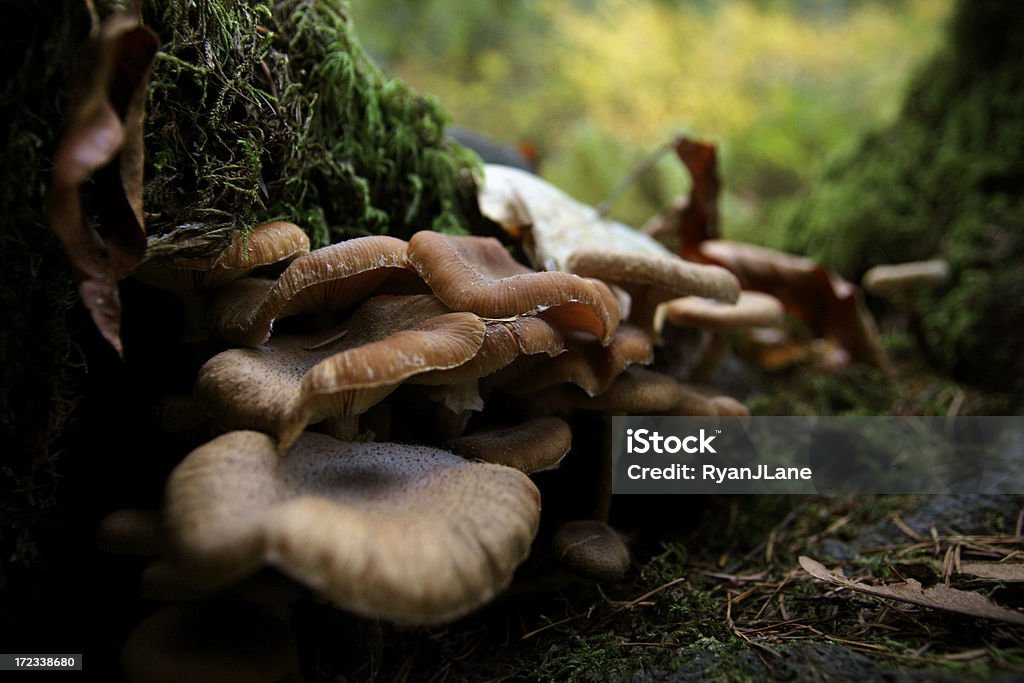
top-left (780, 0), bottom-right (1024, 394)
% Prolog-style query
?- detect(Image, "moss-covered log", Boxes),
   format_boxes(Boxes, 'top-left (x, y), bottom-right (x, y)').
top-left (781, 0), bottom-right (1024, 394)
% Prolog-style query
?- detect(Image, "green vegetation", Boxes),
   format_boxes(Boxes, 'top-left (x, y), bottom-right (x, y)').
top-left (142, 0), bottom-right (480, 249)
top-left (780, 0), bottom-right (1024, 392)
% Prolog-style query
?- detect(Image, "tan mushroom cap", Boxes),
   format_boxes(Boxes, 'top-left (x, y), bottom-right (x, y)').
top-left (97, 508), bottom-right (162, 557)
top-left (861, 259), bottom-right (950, 297)
top-left (162, 430), bottom-right (541, 624)
top-left (196, 295), bottom-right (485, 449)
top-left (571, 366), bottom-right (682, 414)
top-left (133, 221), bottom-right (310, 342)
top-left (663, 291), bottom-right (785, 330)
top-left (120, 601), bottom-right (298, 683)
top-left (406, 231), bottom-right (619, 343)
top-left (565, 247), bottom-right (740, 338)
top-left (552, 520), bottom-right (631, 582)
top-left (445, 417), bottom-right (572, 473)
top-left (209, 235), bottom-right (413, 346)
top-left (510, 324), bottom-right (654, 397)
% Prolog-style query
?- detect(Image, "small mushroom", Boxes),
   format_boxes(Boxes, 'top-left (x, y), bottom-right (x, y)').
top-left (162, 430), bottom-right (541, 624)
top-left (662, 290), bottom-right (785, 382)
top-left (196, 295), bottom-right (485, 447)
top-left (565, 247), bottom-right (740, 340)
top-left (861, 259), bottom-right (950, 297)
top-left (406, 231), bottom-right (619, 343)
top-left (120, 601), bottom-right (299, 683)
top-left (97, 508), bottom-right (162, 557)
top-left (133, 221), bottom-right (309, 342)
top-left (208, 235), bottom-right (415, 346)
top-left (551, 520), bottom-right (631, 582)
top-left (445, 416), bottom-right (572, 473)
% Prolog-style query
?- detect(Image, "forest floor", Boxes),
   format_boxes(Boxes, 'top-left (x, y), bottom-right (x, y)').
top-left (295, 334), bottom-right (1024, 682)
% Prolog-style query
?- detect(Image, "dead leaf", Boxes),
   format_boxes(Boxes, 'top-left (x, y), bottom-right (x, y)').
top-left (46, 12), bottom-right (159, 356)
top-left (674, 137), bottom-right (720, 245)
top-left (685, 241), bottom-right (892, 374)
top-left (956, 562), bottom-right (1024, 583)
top-left (799, 555), bottom-right (1024, 625)
top-left (479, 164), bottom-right (672, 272)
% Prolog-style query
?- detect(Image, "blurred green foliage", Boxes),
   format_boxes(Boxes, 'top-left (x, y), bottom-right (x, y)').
top-left (781, 0), bottom-right (1024, 392)
top-left (351, 0), bottom-right (949, 230)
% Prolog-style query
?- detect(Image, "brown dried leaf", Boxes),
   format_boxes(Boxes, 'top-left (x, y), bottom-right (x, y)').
top-left (956, 562), bottom-right (1024, 583)
top-left (685, 241), bottom-right (892, 374)
top-left (46, 13), bottom-right (159, 356)
top-left (674, 137), bottom-right (720, 245)
top-left (799, 555), bottom-right (1024, 625)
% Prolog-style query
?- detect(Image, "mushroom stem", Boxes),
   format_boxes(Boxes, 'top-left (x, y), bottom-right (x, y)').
top-left (689, 330), bottom-right (729, 384)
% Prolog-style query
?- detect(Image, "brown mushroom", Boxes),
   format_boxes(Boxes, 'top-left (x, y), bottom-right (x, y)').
top-left (162, 430), bottom-right (541, 624)
top-left (196, 295), bottom-right (485, 447)
top-left (97, 508), bottom-right (162, 557)
top-left (861, 259), bottom-right (950, 297)
top-left (445, 417), bottom-right (572, 473)
top-left (133, 221), bottom-right (309, 342)
top-left (551, 520), bottom-right (631, 582)
top-left (406, 231), bottom-right (619, 343)
top-left (662, 290), bottom-right (785, 382)
top-left (208, 235), bottom-right (415, 346)
top-left (565, 247), bottom-right (740, 340)
top-left (121, 601), bottom-right (299, 683)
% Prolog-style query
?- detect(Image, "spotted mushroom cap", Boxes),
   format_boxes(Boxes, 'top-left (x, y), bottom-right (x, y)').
top-left (162, 430), bottom-right (541, 624)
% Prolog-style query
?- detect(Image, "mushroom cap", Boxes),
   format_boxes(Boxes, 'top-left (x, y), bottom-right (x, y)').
top-left (120, 601), bottom-right (297, 683)
top-left (663, 291), bottom-right (785, 330)
top-left (211, 221), bottom-right (309, 271)
top-left (209, 235), bottom-right (413, 346)
top-left (445, 417), bottom-right (572, 473)
top-left (162, 430), bottom-right (541, 624)
top-left (96, 508), bottom-right (162, 557)
top-left (196, 295), bottom-right (485, 449)
top-left (565, 247), bottom-right (740, 337)
top-left (497, 323), bottom-right (654, 397)
top-left (861, 259), bottom-right (950, 297)
top-left (406, 231), bottom-right (618, 343)
top-left (551, 520), bottom-right (631, 582)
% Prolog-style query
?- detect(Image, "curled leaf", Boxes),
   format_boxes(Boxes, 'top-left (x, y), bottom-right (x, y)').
top-left (800, 555), bottom-right (1024, 626)
top-left (46, 13), bottom-right (159, 356)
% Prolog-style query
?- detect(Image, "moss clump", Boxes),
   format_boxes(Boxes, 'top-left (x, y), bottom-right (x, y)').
top-left (779, 0), bottom-right (1024, 394)
top-left (141, 0), bottom-right (481, 251)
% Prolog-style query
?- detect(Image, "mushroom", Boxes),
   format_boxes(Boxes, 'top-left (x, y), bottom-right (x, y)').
top-left (565, 247), bottom-right (740, 340)
top-left (445, 416), bottom-right (572, 473)
top-left (406, 231), bottom-right (619, 344)
top-left (493, 323), bottom-right (654, 398)
top-left (133, 221), bottom-right (310, 342)
top-left (162, 430), bottom-right (541, 624)
top-left (196, 294), bottom-right (485, 447)
top-left (120, 601), bottom-right (299, 683)
top-left (551, 520), bottom-right (631, 582)
top-left (207, 235), bottom-right (415, 346)
top-left (662, 290), bottom-right (785, 382)
top-left (861, 259), bottom-right (950, 297)
top-left (97, 508), bottom-right (162, 557)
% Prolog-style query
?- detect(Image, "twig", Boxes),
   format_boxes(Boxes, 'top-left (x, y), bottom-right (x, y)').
top-left (595, 141), bottom-right (675, 218)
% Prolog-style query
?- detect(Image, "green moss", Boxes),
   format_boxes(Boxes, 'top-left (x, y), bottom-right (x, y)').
top-left (779, 0), bottom-right (1024, 394)
top-left (141, 0), bottom-right (481, 251)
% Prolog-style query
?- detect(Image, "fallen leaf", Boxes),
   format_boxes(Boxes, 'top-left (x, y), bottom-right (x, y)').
top-left (674, 137), bottom-right (720, 245)
top-left (956, 562), bottom-right (1024, 583)
top-left (685, 241), bottom-right (892, 374)
top-left (799, 555), bottom-right (1024, 625)
top-left (46, 12), bottom-right (159, 356)
top-left (478, 164), bottom-right (672, 272)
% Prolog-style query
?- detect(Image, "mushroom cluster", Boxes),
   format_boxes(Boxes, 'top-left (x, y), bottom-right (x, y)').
top-left (100, 169), bottom-right (767, 677)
